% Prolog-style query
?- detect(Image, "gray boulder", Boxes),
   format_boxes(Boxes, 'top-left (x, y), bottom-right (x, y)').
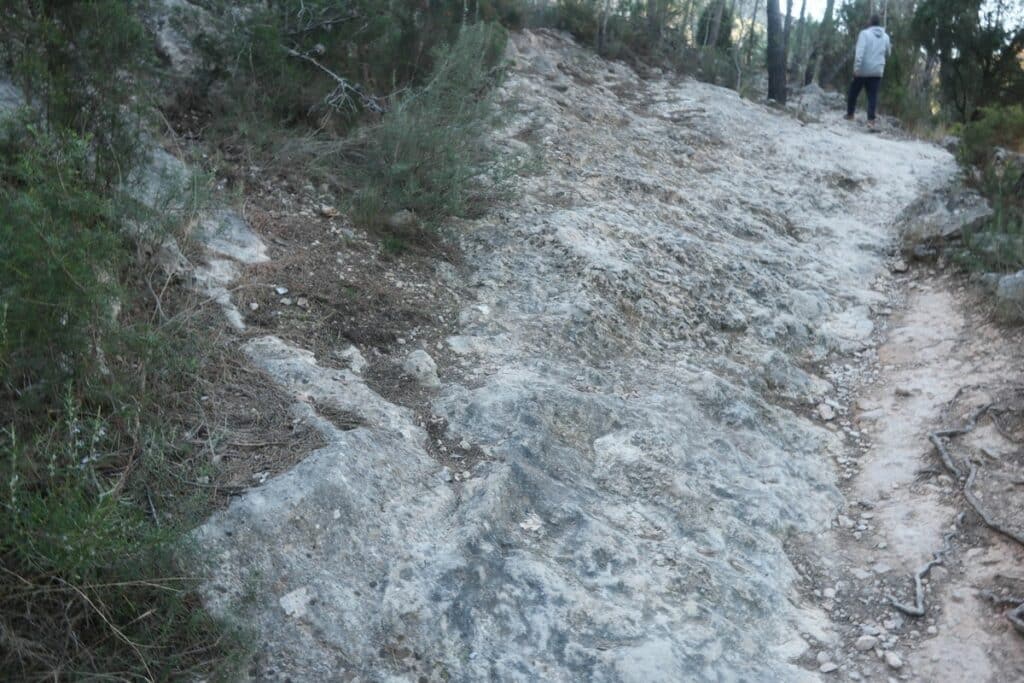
top-left (995, 270), bottom-right (1024, 323)
top-left (898, 183), bottom-right (993, 259)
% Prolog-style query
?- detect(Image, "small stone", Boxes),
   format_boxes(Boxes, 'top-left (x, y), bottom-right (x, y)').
top-left (884, 652), bottom-right (903, 669)
top-left (838, 515), bottom-right (855, 529)
top-left (441, 467), bottom-right (454, 483)
top-left (926, 626), bottom-right (937, 635)
top-left (895, 386), bottom-right (913, 397)
top-left (319, 204), bottom-right (339, 217)
top-left (275, 286), bottom-right (289, 295)
top-left (403, 349), bottom-right (441, 388)
top-left (892, 260), bottom-right (909, 273)
top-left (855, 635), bottom-right (878, 651)
top-left (297, 297), bottom-right (309, 308)
top-left (818, 403), bottom-right (836, 421)
top-left (819, 662), bottom-right (839, 673)
top-left (249, 301), bottom-right (259, 311)
top-left (459, 439), bottom-right (471, 450)
top-left (280, 297), bottom-right (293, 306)
top-left (823, 587), bottom-right (836, 599)
top-left (817, 651), bottom-right (832, 664)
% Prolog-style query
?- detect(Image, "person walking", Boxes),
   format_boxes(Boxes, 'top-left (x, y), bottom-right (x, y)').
top-left (845, 14), bottom-right (891, 129)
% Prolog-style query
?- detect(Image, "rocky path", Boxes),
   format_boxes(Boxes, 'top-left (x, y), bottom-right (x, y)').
top-left (186, 30), bottom-right (1024, 682)
top-left (805, 268), bottom-right (1024, 681)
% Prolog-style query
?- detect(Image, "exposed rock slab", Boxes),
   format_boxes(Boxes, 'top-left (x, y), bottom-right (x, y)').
top-left (195, 30), bottom-right (956, 681)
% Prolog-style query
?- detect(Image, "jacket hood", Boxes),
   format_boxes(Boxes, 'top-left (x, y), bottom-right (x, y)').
top-left (869, 26), bottom-right (885, 37)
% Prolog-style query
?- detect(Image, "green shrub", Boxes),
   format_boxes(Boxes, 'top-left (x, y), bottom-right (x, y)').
top-left (0, 122), bottom-right (124, 406)
top-left (349, 23), bottom-right (515, 233)
top-left (1, 0), bottom-right (153, 186)
top-left (1, 4), bottom-right (242, 678)
top-left (0, 114), bottom-right (242, 683)
top-left (958, 105), bottom-right (1024, 167)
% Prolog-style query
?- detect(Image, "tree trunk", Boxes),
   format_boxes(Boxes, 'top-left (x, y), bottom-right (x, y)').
top-left (793, 0), bottom-right (807, 74)
top-left (681, 0), bottom-right (696, 46)
top-left (745, 0), bottom-right (762, 65)
top-left (766, 0), bottom-right (786, 102)
top-left (706, 0), bottom-right (726, 47)
top-left (812, 0), bottom-right (836, 85)
top-left (783, 0), bottom-right (794, 64)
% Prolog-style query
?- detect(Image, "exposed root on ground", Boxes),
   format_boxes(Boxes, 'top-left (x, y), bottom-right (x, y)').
top-left (889, 513), bottom-right (964, 616)
top-left (926, 399), bottom-right (1024, 633)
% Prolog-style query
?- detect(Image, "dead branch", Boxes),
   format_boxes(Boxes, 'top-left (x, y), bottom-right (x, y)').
top-left (282, 45), bottom-right (384, 113)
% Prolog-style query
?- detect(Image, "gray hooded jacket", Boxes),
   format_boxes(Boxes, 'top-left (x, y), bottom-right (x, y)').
top-left (854, 26), bottom-right (891, 78)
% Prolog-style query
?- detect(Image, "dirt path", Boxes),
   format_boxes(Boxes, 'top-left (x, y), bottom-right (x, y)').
top-left (810, 267), bottom-right (1024, 680)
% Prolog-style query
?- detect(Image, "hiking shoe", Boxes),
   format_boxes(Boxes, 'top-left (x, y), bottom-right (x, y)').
top-left (867, 118), bottom-right (877, 129)
top-left (844, 113), bottom-right (854, 121)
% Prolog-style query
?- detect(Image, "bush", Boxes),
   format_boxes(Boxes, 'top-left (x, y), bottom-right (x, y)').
top-left (1, 0), bottom-right (153, 186)
top-left (958, 105), bottom-right (1024, 167)
top-left (1, 4), bottom-right (241, 678)
top-left (954, 106), bottom-right (1024, 273)
top-left (347, 23), bottom-right (514, 233)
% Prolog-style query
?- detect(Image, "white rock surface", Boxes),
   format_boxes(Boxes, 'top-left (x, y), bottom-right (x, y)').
top-left (195, 30), bottom-right (954, 682)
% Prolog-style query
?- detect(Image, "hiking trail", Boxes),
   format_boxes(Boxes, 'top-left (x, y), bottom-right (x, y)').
top-left (186, 30), bottom-right (1024, 681)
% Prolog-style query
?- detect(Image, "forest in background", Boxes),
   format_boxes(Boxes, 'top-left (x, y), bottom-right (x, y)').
top-left (0, 1), bottom-right (1021, 679)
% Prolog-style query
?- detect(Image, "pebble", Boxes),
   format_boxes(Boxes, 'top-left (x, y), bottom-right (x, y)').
top-left (297, 297), bottom-right (309, 308)
top-left (823, 587), bottom-right (836, 599)
top-left (818, 403), bottom-right (836, 421)
top-left (855, 635), bottom-right (878, 651)
top-left (275, 286), bottom-right (289, 295)
top-left (926, 626), bottom-right (937, 635)
top-left (281, 297), bottom-right (293, 306)
top-left (892, 260), bottom-right (909, 273)
top-left (249, 301), bottom-right (259, 311)
top-left (884, 652), bottom-right (903, 669)
top-left (819, 662), bottom-right (839, 673)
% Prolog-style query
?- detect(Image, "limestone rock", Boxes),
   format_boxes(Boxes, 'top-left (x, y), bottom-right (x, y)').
top-left (994, 270), bottom-right (1024, 323)
top-left (898, 183), bottom-right (992, 258)
top-left (403, 349), bottom-right (441, 388)
top-left (192, 29), bottom-right (956, 682)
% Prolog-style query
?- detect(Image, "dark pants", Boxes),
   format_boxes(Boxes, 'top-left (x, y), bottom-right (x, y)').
top-left (847, 76), bottom-right (882, 120)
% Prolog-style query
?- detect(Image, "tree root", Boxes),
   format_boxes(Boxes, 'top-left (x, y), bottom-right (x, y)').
top-left (889, 513), bottom-right (963, 616)
top-left (925, 401), bottom-right (1024, 634)
top-left (927, 403), bottom-right (992, 480)
top-left (963, 464), bottom-right (1024, 547)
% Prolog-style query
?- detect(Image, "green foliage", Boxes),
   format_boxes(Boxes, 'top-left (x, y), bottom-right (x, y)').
top-left (195, 0), bottom-right (525, 133)
top-left (958, 105), bottom-right (1024, 167)
top-left (349, 23), bottom-right (514, 233)
top-left (953, 105), bottom-right (1024, 273)
top-left (912, 0), bottom-right (1024, 121)
top-left (0, 0), bottom-right (153, 185)
top-left (0, 123), bottom-right (124, 405)
top-left (0, 4), bottom-right (243, 678)
top-left (0, 389), bottom-right (245, 680)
